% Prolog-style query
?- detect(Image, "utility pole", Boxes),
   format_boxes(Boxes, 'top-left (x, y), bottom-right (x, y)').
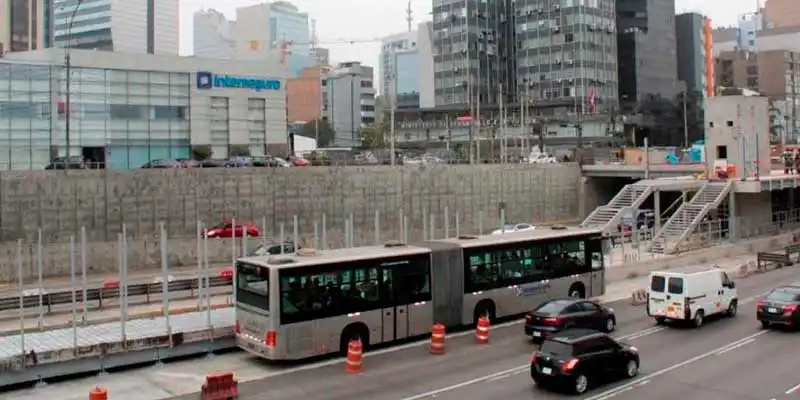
top-left (389, 49), bottom-right (396, 165)
top-left (64, 0), bottom-right (84, 158)
top-left (683, 90), bottom-right (689, 147)
top-left (499, 83), bottom-right (507, 164)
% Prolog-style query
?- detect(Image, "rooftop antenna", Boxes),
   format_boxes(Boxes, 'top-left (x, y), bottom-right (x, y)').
top-left (311, 18), bottom-right (318, 50)
top-left (406, 0), bottom-right (413, 32)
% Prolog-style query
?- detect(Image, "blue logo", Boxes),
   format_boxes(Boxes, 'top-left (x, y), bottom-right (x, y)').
top-left (196, 71), bottom-right (281, 91)
top-left (196, 72), bottom-right (212, 89)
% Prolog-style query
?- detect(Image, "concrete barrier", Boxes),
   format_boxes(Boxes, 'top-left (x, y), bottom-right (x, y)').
top-left (630, 289), bottom-right (647, 305)
top-left (737, 263), bottom-right (749, 278)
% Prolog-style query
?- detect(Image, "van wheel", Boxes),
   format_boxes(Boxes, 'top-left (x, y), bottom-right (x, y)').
top-left (726, 301), bottom-right (738, 317)
top-left (693, 310), bottom-right (704, 328)
top-left (654, 317), bottom-right (666, 325)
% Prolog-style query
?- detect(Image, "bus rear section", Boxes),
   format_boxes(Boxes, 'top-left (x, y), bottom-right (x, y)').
top-left (233, 261), bottom-right (278, 358)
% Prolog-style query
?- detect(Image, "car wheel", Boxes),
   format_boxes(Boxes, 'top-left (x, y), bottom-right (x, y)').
top-left (655, 317), bottom-right (666, 325)
top-left (603, 317), bottom-right (616, 333)
top-left (760, 320), bottom-right (770, 329)
top-left (693, 310), bottom-right (704, 328)
top-left (726, 301), bottom-right (737, 317)
top-left (573, 374), bottom-right (589, 394)
top-left (624, 360), bottom-right (639, 378)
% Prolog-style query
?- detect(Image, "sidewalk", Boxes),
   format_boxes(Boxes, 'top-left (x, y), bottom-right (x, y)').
top-left (0, 295), bottom-right (232, 336)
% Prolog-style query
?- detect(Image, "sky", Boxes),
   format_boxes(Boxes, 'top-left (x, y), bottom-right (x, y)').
top-left (179, 0), bottom-right (762, 79)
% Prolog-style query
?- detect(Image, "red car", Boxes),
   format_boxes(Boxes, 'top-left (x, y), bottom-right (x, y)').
top-left (202, 220), bottom-right (260, 238)
top-left (290, 156), bottom-right (310, 167)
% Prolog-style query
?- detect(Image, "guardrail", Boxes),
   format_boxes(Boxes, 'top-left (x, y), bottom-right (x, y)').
top-left (0, 276), bottom-right (232, 313)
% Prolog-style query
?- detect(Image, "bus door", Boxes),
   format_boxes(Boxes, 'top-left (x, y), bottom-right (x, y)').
top-left (587, 237), bottom-right (606, 297)
top-left (381, 270), bottom-right (409, 342)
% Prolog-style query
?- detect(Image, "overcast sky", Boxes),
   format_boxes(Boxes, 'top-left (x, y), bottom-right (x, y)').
top-left (179, 0), bottom-right (762, 76)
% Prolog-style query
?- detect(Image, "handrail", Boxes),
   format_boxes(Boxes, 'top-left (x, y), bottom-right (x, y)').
top-left (0, 276), bottom-right (232, 312)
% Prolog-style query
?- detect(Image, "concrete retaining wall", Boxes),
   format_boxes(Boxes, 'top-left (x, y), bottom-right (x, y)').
top-left (0, 164), bottom-right (582, 281)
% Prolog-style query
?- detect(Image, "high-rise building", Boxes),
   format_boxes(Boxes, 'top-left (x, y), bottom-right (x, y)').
top-left (193, 9), bottom-right (234, 59)
top-left (51, 0), bottom-right (179, 54)
top-left (379, 23), bottom-right (435, 109)
top-left (765, 0), bottom-right (800, 29)
top-left (311, 47), bottom-right (329, 65)
top-left (675, 13), bottom-right (707, 95)
top-left (616, 0), bottom-right (679, 108)
top-left (192, 2), bottom-right (314, 77)
top-left (322, 62), bottom-right (375, 146)
top-left (0, 0), bottom-right (49, 54)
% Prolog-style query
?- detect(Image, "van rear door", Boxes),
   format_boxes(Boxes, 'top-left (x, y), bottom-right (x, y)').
top-left (665, 276), bottom-right (686, 319)
top-left (648, 274), bottom-right (669, 316)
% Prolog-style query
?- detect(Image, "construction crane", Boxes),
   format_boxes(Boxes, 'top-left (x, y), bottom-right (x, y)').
top-left (277, 37), bottom-right (383, 64)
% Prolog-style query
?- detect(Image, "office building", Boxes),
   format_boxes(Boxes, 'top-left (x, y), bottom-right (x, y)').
top-left (765, 0), bottom-right (800, 29)
top-left (379, 23), bottom-right (435, 109)
top-left (617, 0), bottom-right (679, 108)
top-left (51, 0), bottom-right (179, 54)
top-left (287, 65), bottom-right (325, 123)
top-left (311, 47), bottom-right (329, 66)
top-left (675, 13), bottom-right (707, 95)
top-left (0, 49), bottom-right (287, 170)
top-left (322, 62), bottom-right (375, 146)
top-left (0, 0), bottom-right (49, 53)
top-left (193, 9), bottom-right (234, 59)
top-left (192, 2), bottom-right (314, 77)
top-left (713, 25), bottom-right (800, 56)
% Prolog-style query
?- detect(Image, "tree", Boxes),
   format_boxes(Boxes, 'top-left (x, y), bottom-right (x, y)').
top-left (360, 126), bottom-right (385, 148)
top-left (296, 118), bottom-right (335, 147)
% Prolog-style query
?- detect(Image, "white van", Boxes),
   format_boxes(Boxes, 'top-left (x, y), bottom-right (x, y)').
top-left (646, 269), bottom-right (738, 327)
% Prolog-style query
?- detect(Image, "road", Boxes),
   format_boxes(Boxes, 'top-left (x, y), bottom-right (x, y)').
top-left (4, 254), bottom-right (787, 400)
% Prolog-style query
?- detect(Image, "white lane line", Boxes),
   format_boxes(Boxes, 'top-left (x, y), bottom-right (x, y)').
top-left (583, 331), bottom-right (769, 400)
top-left (785, 382), bottom-right (800, 394)
top-left (635, 380), bottom-right (650, 386)
top-left (486, 373), bottom-right (511, 383)
top-left (714, 338), bottom-right (755, 355)
top-left (592, 386), bottom-right (634, 400)
top-left (621, 327), bottom-right (665, 340)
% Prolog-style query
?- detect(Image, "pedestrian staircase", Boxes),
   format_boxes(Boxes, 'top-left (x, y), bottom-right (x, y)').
top-left (650, 181), bottom-right (733, 254)
top-left (581, 182), bottom-right (654, 234)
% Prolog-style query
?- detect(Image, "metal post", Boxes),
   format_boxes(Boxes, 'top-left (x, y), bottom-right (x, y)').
top-left (17, 239), bottom-right (24, 355)
top-left (444, 207), bottom-right (450, 238)
top-left (242, 230), bottom-right (248, 256)
top-left (161, 223), bottom-right (171, 335)
top-left (455, 212), bottom-right (461, 237)
top-left (403, 216), bottom-right (409, 243)
top-left (279, 223), bottom-right (285, 254)
top-left (117, 233), bottom-right (125, 342)
top-left (644, 137), bottom-right (650, 180)
top-left (231, 217), bottom-right (236, 266)
top-left (313, 221), bottom-right (319, 249)
top-left (36, 229), bottom-right (43, 329)
top-left (197, 221), bottom-right (203, 307)
top-left (261, 216), bottom-right (267, 246)
top-left (422, 211), bottom-right (428, 240)
top-left (500, 208), bottom-right (506, 232)
top-left (204, 228), bottom-right (211, 328)
top-left (321, 214), bottom-right (327, 250)
top-left (344, 219), bottom-right (350, 248)
top-left (349, 213), bottom-right (354, 247)
top-left (374, 210), bottom-right (380, 245)
top-left (80, 226), bottom-right (87, 323)
top-left (293, 215), bottom-right (299, 250)
top-left (389, 47), bottom-right (397, 166)
top-left (399, 209), bottom-right (405, 241)
top-left (429, 213), bottom-right (435, 240)
top-left (70, 236), bottom-right (77, 351)
top-left (479, 210), bottom-right (484, 235)
top-left (122, 225), bottom-right (129, 338)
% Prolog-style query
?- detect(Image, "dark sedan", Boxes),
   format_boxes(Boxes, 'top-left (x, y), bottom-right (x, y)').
top-left (525, 299), bottom-right (616, 341)
top-left (757, 286), bottom-right (800, 329)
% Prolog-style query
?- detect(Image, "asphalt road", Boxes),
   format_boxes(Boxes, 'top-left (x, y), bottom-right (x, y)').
top-left (158, 261), bottom-right (799, 400)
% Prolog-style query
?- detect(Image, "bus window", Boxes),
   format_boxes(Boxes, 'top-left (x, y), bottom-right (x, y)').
top-left (389, 257), bottom-right (431, 305)
top-left (545, 239), bottom-right (588, 278)
top-left (236, 262), bottom-right (269, 311)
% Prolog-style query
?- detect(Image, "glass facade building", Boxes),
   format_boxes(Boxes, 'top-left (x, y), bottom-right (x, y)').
top-left (268, 2), bottom-right (314, 77)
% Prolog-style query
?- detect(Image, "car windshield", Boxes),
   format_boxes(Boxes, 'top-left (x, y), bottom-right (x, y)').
top-left (534, 300), bottom-right (570, 316)
top-left (540, 340), bottom-right (573, 357)
top-left (766, 290), bottom-right (799, 302)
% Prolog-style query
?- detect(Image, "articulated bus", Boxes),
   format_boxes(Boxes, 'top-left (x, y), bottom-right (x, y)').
top-left (234, 226), bottom-right (606, 360)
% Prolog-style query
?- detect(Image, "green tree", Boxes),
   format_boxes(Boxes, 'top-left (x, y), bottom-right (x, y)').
top-left (297, 118), bottom-right (336, 147)
top-left (360, 126), bottom-right (385, 148)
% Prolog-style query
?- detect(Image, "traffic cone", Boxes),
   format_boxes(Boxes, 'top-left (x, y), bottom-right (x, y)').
top-left (429, 323), bottom-right (446, 354)
top-left (476, 316), bottom-right (490, 344)
top-left (345, 339), bottom-right (363, 373)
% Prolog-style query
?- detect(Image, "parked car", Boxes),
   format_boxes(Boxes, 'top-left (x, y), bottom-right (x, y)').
top-left (290, 156), bottom-right (310, 167)
top-left (198, 159), bottom-right (226, 168)
top-left (491, 222), bottom-right (536, 235)
top-left (531, 329), bottom-right (639, 394)
top-left (225, 156), bottom-right (253, 168)
top-left (45, 156), bottom-right (87, 170)
top-left (202, 220), bottom-right (260, 238)
top-left (525, 299), bottom-right (616, 342)
top-left (757, 285), bottom-right (800, 329)
top-left (141, 159), bottom-right (183, 168)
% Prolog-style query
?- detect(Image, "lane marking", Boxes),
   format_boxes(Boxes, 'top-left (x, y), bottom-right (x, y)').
top-left (714, 338), bottom-right (755, 355)
top-left (785, 383), bottom-right (800, 394)
top-left (486, 373), bottom-right (511, 383)
top-left (621, 327), bottom-right (664, 340)
top-left (583, 331), bottom-right (769, 400)
top-left (592, 386), bottom-right (634, 400)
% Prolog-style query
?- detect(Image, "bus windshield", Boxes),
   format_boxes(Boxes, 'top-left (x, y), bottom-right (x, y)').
top-left (236, 261), bottom-right (270, 311)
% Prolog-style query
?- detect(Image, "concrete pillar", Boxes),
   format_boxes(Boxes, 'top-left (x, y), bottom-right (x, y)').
top-left (729, 191), bottom-right (738, 241)
top-left (654, 189), bottom-right (661, 232)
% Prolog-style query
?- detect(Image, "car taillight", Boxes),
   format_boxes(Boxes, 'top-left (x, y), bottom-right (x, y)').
top-left (234, 321), bottom-right (241, 334)
top-left (784, 304), bottom-right (798, 314)
top-left (530, 351), bottom-right (539, 364)
top-left (265, 331), bottom-right (277, 348)
top-left (757, 301), bottom-right (766, 311)
top-left (562, 358), bottom-right (579, 373)
top-left (542, 317), bottom-right (562, 326)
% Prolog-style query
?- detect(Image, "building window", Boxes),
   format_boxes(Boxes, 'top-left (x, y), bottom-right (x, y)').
top-left (247, 98), bottom-right (266, 156)
top-left (210, 97), bottom-right (230, 158)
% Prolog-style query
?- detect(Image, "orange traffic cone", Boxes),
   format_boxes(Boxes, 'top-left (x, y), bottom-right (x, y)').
top-left (89, 387), bottom-right (108, 400)
top-left (429, 323), bottom-right (446, 354)
top-left (476, 316), bottom-right (490, 344)
top-left (345, 339), bottom-right (363, 373)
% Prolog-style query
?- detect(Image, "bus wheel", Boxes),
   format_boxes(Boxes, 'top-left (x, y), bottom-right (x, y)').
top-left (568, 283), bottom-right (585, 299)
top-left (340, 323), bottom-right (370, 356)
top-left (473, 300), bottom-right (496, 326)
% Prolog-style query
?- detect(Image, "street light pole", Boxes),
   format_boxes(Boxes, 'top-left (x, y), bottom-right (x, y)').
top-left (64, 0), bottom-right (83, 158)
top-left (389, 48), bottom-right (396, 166)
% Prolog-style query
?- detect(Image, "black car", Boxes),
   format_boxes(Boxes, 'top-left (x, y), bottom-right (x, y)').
top-left (757, 286), bottom-right (800, 329)
top-left (531, 329), bottom-right (640, 394)
top-left (525, 299), bottom-right (616, 341)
